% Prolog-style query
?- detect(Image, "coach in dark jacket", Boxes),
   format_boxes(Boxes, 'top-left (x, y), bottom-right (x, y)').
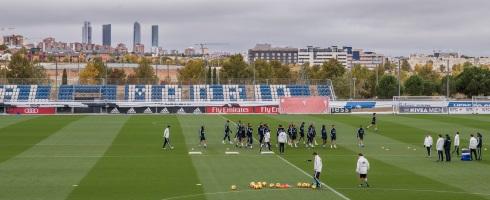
top-left (477, 133), bottom-right (483, 160)
top-left (444, 134), bottom-right (451, 162)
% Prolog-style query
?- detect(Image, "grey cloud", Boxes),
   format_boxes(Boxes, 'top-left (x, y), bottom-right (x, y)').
top-left (1, 0), bottom-right (490, 56)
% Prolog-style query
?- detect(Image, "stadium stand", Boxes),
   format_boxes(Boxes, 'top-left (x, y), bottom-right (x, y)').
top-left (1, 83), bottom-right (334, 102)
top-left (58, 85), bottom-right (117, 101)
top-left (254, 85), bottom-right (311, 101)
top-left (316, 85), bottom-right (333, 97)
top-left (190, 85), bottom-right (246, 101)
top-left (0, 85), bottom-right (51, 102)
top-left (125, 85), bottom-right (182, 102)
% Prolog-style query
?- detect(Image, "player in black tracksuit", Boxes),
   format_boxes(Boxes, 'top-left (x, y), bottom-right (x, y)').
top-left (199, 126), bottom-right (207, 148)
top-left (367, 113), bottom-right (378, 131)
top-left (322, 125), bottom-right (328, 148)
top-left (236, 124), bottom-right (246, 148)
top-left (299, 122), bottom-right (306, 144)
top-left (307, 124), bottom-right (316, 148)
top-left (223, 120), bottom-right (232, 144)
top-left (330, 125), bottom-right (337, 149)
top-left (291, 125), bottom-right (298, 148)
top-left (357, 126), bottom-right (365, 148)
top-left (444, 134), bottom-right (451, 162)
top-left (321, 125), bottom-right (328, 148)
top-left (258, 123), bottom-right (265, 145)
top-left (247, 123), bottom-right (253, 148)
top-left (233, 120), bottom-right (241, 142)
top-left (287, 124), bottom-right (294, 147)
top-left (477, 133), bottom-right (483, 160)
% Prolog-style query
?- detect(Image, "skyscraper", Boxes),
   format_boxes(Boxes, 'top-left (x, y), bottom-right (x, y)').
top-left (133, 22), bottom-right (141, 50)
top-left (151, 25), bottom-right (158, 47)
top-left (82, 21), bottom-right (92, 44)
top-left (102, 24), bottom-right (111, 47)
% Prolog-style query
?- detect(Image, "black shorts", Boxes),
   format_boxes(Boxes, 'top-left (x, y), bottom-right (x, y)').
top-left (200, 137), bottom-right (206, 141)
top-left (331, 135), bottom-right (336, 140)
top-left (371, 122), bottom-right (376, 125)
top-left (314, 171), bottom-right (321, 179)
top-left (291, 135), bottom-right (297, 140)
top-left (360, 174), bottom-right (367, 178)
top-left (358, 135), bottom-right (364, 140)
top-left (322, 136), bottom-right (327, 140)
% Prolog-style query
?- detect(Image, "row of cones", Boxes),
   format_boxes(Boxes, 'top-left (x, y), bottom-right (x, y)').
top-left (297, 182), bottom-right (316, 189)
top-left (249, 181), bottom-right (290, 189)
top-left (230, 181), bottom-right (316, 190)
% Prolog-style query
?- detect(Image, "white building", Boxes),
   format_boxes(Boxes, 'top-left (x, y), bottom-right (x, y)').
top-left (298, 46), bottom-right (348, 67)
top-left (408, 52), bottom-right (490, 71)
top-left (351, 49), bottom-right (384, 69)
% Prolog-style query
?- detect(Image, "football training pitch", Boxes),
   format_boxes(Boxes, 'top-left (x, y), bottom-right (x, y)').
top-left (0, 114), bottom-right (488, 200)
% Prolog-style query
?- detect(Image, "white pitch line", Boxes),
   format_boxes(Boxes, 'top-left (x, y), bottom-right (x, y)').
top-left (276, 155), bottom-right (351, 200)
top-left (219, 115), bottom-right (351, 200)
top-left (162, 187), bottom-right (312, 200)
top-left (334, 187), bottom-right (490, 196)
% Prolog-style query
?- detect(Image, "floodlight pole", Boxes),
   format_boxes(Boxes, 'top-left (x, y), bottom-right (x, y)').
top-left (446, 59), bottom-right (450, 98)
top-left (253, 60), bottom-right (256, 85)
top-left (398, 59), bottom-right (401, 96)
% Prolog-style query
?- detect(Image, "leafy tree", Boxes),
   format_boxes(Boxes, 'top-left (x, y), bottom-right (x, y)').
top-left (376, 75), bottom-right (401, 99)
top-left (220, 54), bottom-right (251, 83)
top-left (79, 62), bottom-right (100, 84)
top-left (439, 75), bottom-right (456, 97)
top-left (331, 73), bottom-right (351, 99)
top-left (79, 58), bottom-right (108, 84)
top-left (383, 58), bottom-right (396, 72)
top-left (422, 80), bottom-right (438, 96)
top-left (322, 59), bottom-right (345, 79)
top-left (455, 67), bottom-right (490, 96)
top-left (62, 69), bottom-right (68, 85)
top-left (207, 66), bottom-right (212, 84)
top-left (7, 51), bottom-right (48, 84)
top-left (132, 57), bottom-right (157, 84)
top-left (177, 59), bottom-right (205, 84)
top-left (452, 62), bottom-right (473, 76)
top-left (352, 64), bottom-right (375, 98)
top-left (404, 75), bottom-right (423, 96)
top-left (270, 61), bottom-right (291, 83)
top-left (401, 59), bottom-right (411, 72)
top-left (123, 54), bottom-right (139, 63)
top-left (253, 60), bottom-right (273, 80)
top-left (307, 65), bottom-right (322, 79)
top-left (107, 68), bottom-right (127, 85)
top-left (414, 63), bottom-right (440, 81)
top-left (212, 67), bottom-right (217, 84)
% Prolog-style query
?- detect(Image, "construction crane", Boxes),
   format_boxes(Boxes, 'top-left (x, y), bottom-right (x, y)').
top-left (194, 42), bottom-right (228, 57)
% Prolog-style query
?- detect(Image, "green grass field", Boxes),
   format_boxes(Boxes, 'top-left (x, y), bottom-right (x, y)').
top-left (0, 114), bottom-right (489, 200)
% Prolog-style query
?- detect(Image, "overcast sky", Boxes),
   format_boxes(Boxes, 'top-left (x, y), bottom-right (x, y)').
top-left (1, 0), bottom-right (490, 56)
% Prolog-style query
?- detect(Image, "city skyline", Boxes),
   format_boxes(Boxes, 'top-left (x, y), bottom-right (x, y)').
top-left (1, 0), bottom-right (490, 56)
top-left (133, 22), bottom-right (141, 51)
top-left (81, 21), bottom-right (92, 44)
top-left (102, 24), bottom-right (111, 46)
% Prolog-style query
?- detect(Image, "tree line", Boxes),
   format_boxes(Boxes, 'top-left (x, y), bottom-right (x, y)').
top-left (178, 54), bottom-right (490, 99)
top-left (3, 50), bottom-right (490, 99)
